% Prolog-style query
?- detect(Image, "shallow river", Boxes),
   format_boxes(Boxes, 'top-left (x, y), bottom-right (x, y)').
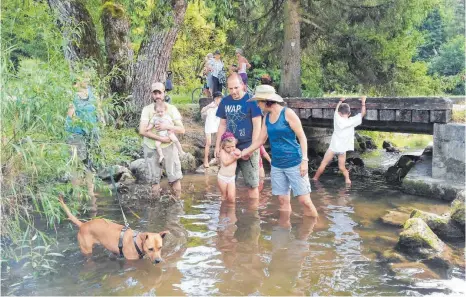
top-left (4, 172), bottom-right (465, 296)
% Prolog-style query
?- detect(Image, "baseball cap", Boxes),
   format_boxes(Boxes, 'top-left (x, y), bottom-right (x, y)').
top-left (151, 82), bottom-right (165, 92)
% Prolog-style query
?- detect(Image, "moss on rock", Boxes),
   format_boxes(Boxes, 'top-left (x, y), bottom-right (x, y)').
top-left (398, 218), bottom-right (444, 258)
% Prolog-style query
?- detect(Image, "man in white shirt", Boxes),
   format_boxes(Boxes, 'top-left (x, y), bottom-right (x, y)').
top-left (312, 96), bottom-right (366, 184)
top-left (139, 82), bottom-right (185, 197)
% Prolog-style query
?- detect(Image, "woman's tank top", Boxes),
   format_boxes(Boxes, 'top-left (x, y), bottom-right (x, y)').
top-left (265, 107), bottom-right (302, 168)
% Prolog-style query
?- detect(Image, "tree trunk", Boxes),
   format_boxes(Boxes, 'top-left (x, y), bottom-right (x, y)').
top-left (47, 0), bottom-right (102, 67)
top-left (132, 0), bottom-right (187, 110)
top-left (279, 0), bottom-right (301, 97)
top-left (101, 2), bottom-right (133, 95)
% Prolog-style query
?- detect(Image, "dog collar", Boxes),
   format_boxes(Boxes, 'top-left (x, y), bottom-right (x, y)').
top-left (132, 231), bottom-right (145, 259)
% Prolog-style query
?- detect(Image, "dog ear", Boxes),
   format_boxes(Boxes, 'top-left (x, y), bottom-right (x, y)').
top-left (159, 230), bottom-right (170, 238)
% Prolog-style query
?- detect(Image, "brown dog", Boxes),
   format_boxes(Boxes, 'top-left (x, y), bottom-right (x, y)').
top-left (58, 195), bottom-right (169, 263)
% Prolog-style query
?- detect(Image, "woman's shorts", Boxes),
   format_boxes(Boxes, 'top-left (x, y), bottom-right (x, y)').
top-left (271, 164), bottom-right (311, 197)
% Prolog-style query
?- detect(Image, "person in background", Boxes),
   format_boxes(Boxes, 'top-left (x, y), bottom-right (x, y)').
top-left (202, 53), bottom-right (214, 98)
top-left (312, 96), bottom-right (367, 184)
top-left (241, 85), bottom-right (318, 217)
top-left (201, 91), bottom-right (223, 168)
top-left (211, 50), bottom-right (225, 95)
top-left (65, 76), bottom-right (99, 208)
top-left (235, 48), bottom-right (251, 86)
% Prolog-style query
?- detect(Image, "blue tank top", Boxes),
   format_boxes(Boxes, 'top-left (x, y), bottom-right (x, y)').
top-left (265, 107), bottom-right (302, 168)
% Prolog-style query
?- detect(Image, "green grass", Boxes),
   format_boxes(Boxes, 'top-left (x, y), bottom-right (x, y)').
top-left (170, 93), bottom-right (192, 104)
top-left (452, 109), bottom-right (466, 123)
top-left (359, 130), bottom-right (433, 149)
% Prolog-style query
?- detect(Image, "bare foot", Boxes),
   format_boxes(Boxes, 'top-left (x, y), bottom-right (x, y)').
top-left (345, 179), bottom-right (352, 185)
top-left (203, 163), bottom-right (210, 168)
top-left (311, 177), bottom-right (319, 181)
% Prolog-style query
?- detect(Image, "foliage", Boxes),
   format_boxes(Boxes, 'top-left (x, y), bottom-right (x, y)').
top-left (169, 1), bottom-right (234, 94)
top-left (429, 36), bottom-right (465, 77)
top-left (359, 131), bottom-right (433, 149)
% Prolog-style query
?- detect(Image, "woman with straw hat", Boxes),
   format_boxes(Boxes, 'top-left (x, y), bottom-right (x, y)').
top-left (240, 85), bottom-right (318, 217)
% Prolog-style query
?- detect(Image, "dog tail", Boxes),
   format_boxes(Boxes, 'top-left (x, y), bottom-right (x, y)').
top-left (58, 195), bottom-right (83, 228)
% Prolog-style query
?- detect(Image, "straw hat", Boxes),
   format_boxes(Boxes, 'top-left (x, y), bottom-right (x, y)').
top-left (248, 84), bottom-right (284, 103)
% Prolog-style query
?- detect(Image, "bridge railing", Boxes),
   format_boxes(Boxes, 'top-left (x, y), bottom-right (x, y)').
top-left (285, 97), bottom-right (453, 134)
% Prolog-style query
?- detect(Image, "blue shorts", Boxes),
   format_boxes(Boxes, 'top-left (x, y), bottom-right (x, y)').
top-left (271, 164), bottom-right (312, 197)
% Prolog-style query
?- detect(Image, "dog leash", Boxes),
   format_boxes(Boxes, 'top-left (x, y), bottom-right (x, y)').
top-left (110, 166), bottom-right (130, 228)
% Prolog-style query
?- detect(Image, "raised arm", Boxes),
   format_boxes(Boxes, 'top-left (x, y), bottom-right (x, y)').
top-left (360, 96), bottom-right (367, 117)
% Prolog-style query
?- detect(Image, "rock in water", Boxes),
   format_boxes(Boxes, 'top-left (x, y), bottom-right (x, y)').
top-left (397, 218), bottom-right (444, 258)
top-left (410, 209), bottom-right (464, 241)
top-left (450, 198), bottom-right (465, 232)
top-left (180, 153), bottom-right (197, 173)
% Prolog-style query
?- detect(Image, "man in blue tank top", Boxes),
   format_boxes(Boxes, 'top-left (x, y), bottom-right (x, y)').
top-left (215, 74), bottom-right (263, 199)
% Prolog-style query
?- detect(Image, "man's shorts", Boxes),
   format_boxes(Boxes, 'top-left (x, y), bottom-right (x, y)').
top-left (67, 134), bottom-right (93, 170)
top-left (236, 150), bottom-right (259, 188)
top-left (143, 144), bottom-right (183, 184)
top-left (271, 164), bottom-right (312, 197)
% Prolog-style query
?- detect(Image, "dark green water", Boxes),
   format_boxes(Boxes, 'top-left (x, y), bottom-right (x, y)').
top-left (3, 174), bottom-right (465, 296)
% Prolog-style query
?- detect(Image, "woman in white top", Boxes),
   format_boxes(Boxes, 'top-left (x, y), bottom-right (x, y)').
top-left (201, 91), bottom-right (223, 168)
top-left (211, 50), bottom-right (224, 95)
top-left (235, 48), bottom-right (251, 86)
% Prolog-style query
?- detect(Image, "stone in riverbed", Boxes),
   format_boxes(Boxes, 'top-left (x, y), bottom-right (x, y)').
top-left (380, 210), bottom-right (411, 227)
top-left (410, 209), bottom-right (464, 241)
top-left (450, 197), bottom-right (465, 232)
top-left (396, 218), bottom-right (444, 258)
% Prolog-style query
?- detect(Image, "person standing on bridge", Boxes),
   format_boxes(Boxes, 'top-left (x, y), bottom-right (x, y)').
top-left (312, 96), bottom-right (366, 184)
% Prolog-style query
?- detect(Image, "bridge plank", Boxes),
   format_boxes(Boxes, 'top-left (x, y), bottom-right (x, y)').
top-left (412, 110), bottom-right (430, 123)
top-left (312, 109), bottom-right (323, 118)
top-left (430, 110), bottom-right (451, 123)
top-left (285, 97), bottom-right (452, 110)
top-left (323, 109), bottom-right (334, 119)
top-left (365, 109), bottom-right (378, 120)
top-left (380, 110), bottom-right (396, 121)
top-left (396, 110), bottom-right (412, 122)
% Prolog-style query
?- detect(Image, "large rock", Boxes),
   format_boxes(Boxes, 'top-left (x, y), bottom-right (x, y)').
top-left (129, 158), bottom-right (151, 183)
top-left (410, 209), bottom-right (464, 241)
top-left (397, 218), bottom-right (444, 258)
top-left (98, 165), bottom-right (132, 182)
top-left (450, 197), bottom-right (465, 232)
top-left (180, 153), bottom-right (197, 173)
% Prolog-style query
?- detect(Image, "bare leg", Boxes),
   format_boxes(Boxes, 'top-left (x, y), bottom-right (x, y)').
top-left (155, 141), bottom-right (164, 164)
top-left (151, 183), bottom-right (161, 199)
top-left (297, 194), bottom-right (318, 217)
top-left (204, 133), bottom-right (212, 168)
top-left (259, 167), bottom-right (265, 179)
top-left (226, 182), bottom-right (236, 203)
top-left (277, 195), bottom-right (292, 212)
top-left (312, 149), bottom-right (335, 181)
top-left (338, 153), bottom-right (351, 184)
top-left (169, 133), bottom-right (185, 156)
top-left (170, 179), bottom-right (182, 198)
top-left (248, 187), bottom-right (259, 200)
top-left (218, 178), bottom-right (229, 200)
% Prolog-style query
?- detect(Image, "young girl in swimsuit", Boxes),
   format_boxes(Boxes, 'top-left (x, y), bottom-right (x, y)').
top-left (218, 132), bottom-right (241, 202)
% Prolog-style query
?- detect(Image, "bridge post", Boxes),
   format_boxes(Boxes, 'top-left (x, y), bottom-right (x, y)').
top-left (432, 123), bottom-right (465, 183)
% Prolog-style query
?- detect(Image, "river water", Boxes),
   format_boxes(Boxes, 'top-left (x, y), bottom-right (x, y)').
top-left (3, 171), bottom-right (465, 295)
